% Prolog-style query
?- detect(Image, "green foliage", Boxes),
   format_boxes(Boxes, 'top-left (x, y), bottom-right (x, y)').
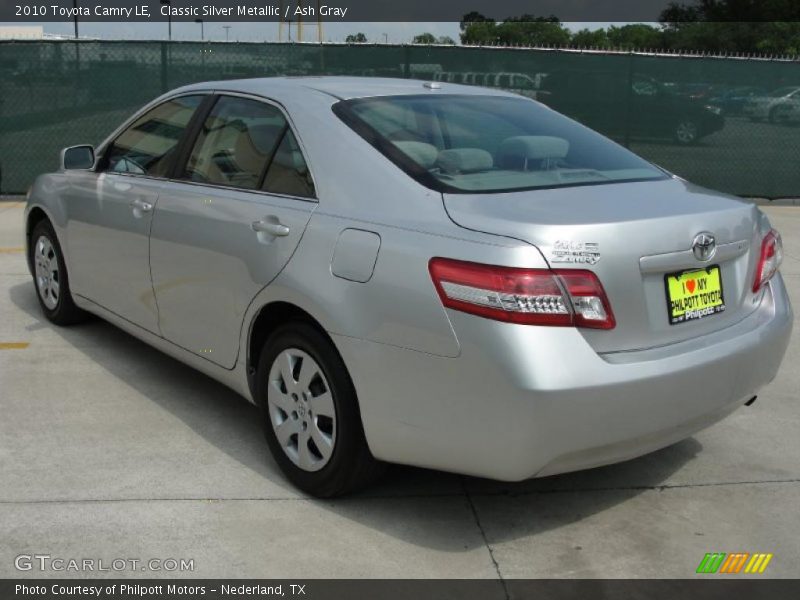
top-left (661, 21), bottom-right (800, 54)
top-left (460, 13), bottom-right (571, 46)
top-left (461, 20), bottom-right (500, 45)
top-left (345, 33), bottom-right (367, 44)
top-left (607, 24), bottom-right (665, 49)
top-left (459, 11), bottom-right (493, 32)
top-left (412, 33), bottom-right (457, 45)
top-left (458, 2), bottom-right (800, 54)
top-left (412, 33), bottom-right (437, 45)
top-left (659, 0), bottom-right (800, 53)
top-left (570, 28), bottom-right (610, 48)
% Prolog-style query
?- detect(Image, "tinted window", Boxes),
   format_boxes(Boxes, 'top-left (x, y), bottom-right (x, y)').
top-left (262, 129), bottom-right (315, 198)
top-left (105, 95), bottom-right (203, 177)
top-left (336, 95), bottom-right (666, 193)
top-left (184, 96), bottom-right (286, 190)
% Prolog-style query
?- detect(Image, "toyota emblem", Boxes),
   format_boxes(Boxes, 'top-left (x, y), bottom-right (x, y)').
top-left (692, 232), bottom-right (716, 262)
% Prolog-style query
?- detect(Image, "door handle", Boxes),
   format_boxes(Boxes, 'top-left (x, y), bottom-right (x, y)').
top-left (130, 198), bottom-right (153, 214)
top-left (252, 217), bottom-right (290, 237)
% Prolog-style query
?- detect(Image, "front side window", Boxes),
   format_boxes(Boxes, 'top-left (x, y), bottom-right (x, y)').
top-left (104, 95), bottom-right (204, 177)
top-left (335, 94), bottom-right (667, 194)
top-left (183, 96), bottom-right (287, 190)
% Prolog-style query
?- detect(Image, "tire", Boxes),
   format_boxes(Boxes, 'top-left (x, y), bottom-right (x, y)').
top-left (769, 106), bottom-right (787, 125)
top-left (256, 321), bottom-right (383, 497)
top-left (674, 120), bottom-right (699, 145)
top-left (29, 220), bottom-right (87, 326)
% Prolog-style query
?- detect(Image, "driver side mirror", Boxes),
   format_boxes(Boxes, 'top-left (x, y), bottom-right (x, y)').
top-left (61, 145), bottom-right (95, 170)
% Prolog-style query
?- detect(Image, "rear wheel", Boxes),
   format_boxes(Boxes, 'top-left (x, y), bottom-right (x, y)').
top-left (29, 220), bottom-right (86, 325)
top-left (256, 321), bottom-right (383, 497)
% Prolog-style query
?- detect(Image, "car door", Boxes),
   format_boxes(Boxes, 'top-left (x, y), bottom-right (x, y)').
top-left (149, 93), bottom-right (317, 369)
top-left (64, 94), bottom-right (207, 333)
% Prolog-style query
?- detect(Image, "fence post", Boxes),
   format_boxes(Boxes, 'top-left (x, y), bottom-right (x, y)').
top-left (73, 41), bottom-right (82, 109)
top-left (623, 51), bottom-right (634, 148)
top-left (403, 45), bottom-right (410, 78)
top-left (160, 42), bottom-right (169, 93)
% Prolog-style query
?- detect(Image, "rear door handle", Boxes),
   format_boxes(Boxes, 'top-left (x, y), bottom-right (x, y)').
top-left (252, 217), bottom-right (290, 237)
top-left (130, 198), bottom-right (153, 216)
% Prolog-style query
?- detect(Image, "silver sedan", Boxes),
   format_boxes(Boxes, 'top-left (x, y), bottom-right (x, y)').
top-left (25, 77), bottom-right (792, 497)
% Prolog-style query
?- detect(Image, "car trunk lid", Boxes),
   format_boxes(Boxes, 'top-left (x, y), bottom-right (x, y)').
top-left (442, 177), bottom-right (764, 353)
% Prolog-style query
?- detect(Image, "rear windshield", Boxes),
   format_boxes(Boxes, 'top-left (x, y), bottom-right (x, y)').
top-left (334, 94), bottom-right (667, 194)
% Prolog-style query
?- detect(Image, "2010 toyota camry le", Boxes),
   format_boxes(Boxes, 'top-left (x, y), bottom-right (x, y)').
top-left (24, 77), bottom-right (792, 497)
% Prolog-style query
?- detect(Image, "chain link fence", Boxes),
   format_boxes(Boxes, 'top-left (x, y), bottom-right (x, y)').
top-left (1, 40), bottom-right (798, 197)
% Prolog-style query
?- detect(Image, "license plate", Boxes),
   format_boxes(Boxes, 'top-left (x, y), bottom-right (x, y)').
top-left (664, 265), bottom-right (725, 325)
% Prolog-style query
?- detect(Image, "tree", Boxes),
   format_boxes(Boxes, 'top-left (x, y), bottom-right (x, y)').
top-left (412, 32), bottom-right (437, 45)
top-left (661, 0), bottom-right (800, 22)
top-left (460, 13), bottom-right (570, 46)
top-left (460, 11), bottom-right (493, 32)
top-left (570, 28), bottom-right (610, 48)
top-left (496, 15), bottom-right (571, 46)
top-left (437, 36), bottom-right (457, 45)
top-left (345, 33), bottom-right (367, 43)
top-left (606, 24), bottom-right (665, 49)
top-left (461, 20), bottom-right (499, 45)
top-left (659, 0), bottom-right (800, 53)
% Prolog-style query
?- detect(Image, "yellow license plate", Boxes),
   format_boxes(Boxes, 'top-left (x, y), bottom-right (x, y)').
top-left (665, 265), bottom-right (726, 325)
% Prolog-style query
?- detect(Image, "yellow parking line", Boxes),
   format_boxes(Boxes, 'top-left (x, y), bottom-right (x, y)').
top-left (0, 342), bottom-right (30, 350)
top-left (0, 247), bottom-right (25, 254)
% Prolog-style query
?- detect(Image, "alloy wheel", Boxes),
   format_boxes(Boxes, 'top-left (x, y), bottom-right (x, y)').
top-left (675, 121), bottom-right (698, 144)
top-left (34, 235), bottom-right (60, 310)
top-left (267, 348), bottom-right (336, 472)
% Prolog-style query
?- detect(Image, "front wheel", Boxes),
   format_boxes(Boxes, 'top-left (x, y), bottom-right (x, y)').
top-left (769, 106), bottom-right (788, 124)
top-left (256, 321), bottom-right (383, 497)
top-left (29, 220), bottom-right (87, 325)
top-left (674, 120), bottom-right (699, 145)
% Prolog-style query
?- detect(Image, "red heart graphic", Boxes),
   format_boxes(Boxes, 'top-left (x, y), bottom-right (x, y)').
top-left (686, 279), bottom-right (696, 293)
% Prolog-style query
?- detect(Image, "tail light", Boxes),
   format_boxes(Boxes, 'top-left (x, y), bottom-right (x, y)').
top-left (752, 229), bottom-right (783, 293)
top-left (428, 258), bottom-right (615, 329)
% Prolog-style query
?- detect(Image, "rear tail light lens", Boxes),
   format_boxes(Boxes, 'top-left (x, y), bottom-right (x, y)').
top-left (753, 229), bottom-right (783, 293)
top-left (429, 258), bottom-right (615, 329)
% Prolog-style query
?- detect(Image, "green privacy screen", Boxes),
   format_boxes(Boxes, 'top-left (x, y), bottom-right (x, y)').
top-left (1, 41), bottom-right (798, 197)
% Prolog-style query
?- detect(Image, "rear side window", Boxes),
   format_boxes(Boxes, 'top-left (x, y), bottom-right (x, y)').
top-left (183, 96), bottom-right (286, 190)
top-left (104, 95), bottom-right (203, 177)
top-left (335, 94), bottom-right (666, 194)
top-left (262, 129), bottom-right (315, 199)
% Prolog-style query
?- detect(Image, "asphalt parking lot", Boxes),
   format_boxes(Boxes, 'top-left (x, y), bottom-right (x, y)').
top-left (0, 200), bottom-right (798, 579)
top-left (630, 117), bottom-right (799, 198)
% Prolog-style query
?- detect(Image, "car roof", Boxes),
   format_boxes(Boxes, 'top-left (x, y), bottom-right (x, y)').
top-left (176, 76), bottom-right (519, 101)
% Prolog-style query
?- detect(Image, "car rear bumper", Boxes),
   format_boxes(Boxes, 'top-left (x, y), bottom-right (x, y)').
top-left (333, 274), bottom-right (792, 481)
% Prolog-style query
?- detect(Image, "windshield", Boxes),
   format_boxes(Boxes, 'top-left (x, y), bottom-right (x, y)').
top-left (334, 94), bottom-right (666, 194)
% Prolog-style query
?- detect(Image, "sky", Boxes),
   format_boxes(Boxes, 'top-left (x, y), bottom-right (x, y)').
top-left (3, 21), bottom-right (622, 43)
